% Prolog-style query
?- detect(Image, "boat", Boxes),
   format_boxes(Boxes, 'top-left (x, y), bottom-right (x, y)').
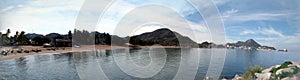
top-left (278, 49), bottom-right (288, 52)
top-left (1, 50), bottom-right (8, 56)
top-left (17, 49), bottom-right (23, 53)
top-left (32, 48), bottom-right (42, 53)
top-left (43, 43), bottom-right (53, 48)
top-left (10, 50), bottom-right (14, 53)
top-left (24, 50), bottom-right (30, 53)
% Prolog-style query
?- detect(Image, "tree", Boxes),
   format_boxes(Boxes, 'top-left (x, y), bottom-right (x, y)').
top-left (68, 30), bottom-right (72, 39)
top-left (32, 37), bottom-right (43, 45)
top-left (129, 36), bottom-right (141, 45)
top-left (104, 33), bottom-right (111, 45)
top-left (0, 29), bottom-right (12, 45)
top-left (54, 35), bottom-right (64, 39)
top-left (0, 32), bottom-right (2, 45)
top-left (6, 29), bottom-right (10, 36)
top-left (14, 31), bottom-right (19, 41)
top-left (16, 31), bottom-right (29, 45)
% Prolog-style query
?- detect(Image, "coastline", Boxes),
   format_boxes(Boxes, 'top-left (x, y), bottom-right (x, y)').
top-left (0, 45), bottom-right (180, 60)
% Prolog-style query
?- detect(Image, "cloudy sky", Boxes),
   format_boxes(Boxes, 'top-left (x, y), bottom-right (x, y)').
top-left (0, 0), bottom-right (299, 50)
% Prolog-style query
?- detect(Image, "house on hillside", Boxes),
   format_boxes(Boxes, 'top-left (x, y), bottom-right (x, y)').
top-left (54, 39), bottom-right (72, 47)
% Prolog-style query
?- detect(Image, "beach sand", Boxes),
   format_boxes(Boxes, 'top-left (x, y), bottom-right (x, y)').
top-left (0, 45), bottom-right (180, 60)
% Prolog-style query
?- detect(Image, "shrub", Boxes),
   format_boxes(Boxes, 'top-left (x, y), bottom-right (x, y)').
top-left (270, 61), bottom-right (294, 79)
top-left (242, 65), bottom-right (263, 80)
top-left (277, 72), bottom-right (293, 79)
top-left (280, 61), bottom-right (293, 69)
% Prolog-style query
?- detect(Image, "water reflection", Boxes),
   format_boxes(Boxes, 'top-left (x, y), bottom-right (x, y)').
top-left (0, 48), bottom-right (300, 80)
top-left (0, 53), bottom-right (79, 80)
top-left (97, 48), bottom-right (180, 80)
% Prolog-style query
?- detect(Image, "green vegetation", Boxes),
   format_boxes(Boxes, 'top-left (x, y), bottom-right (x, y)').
top-left (128, 28), bottom-right (197, 46)
top-left (277, 72), bottom-right (293, 79)
top-left (73, 29), bottom-right (94, 45)
top-left (129, 36), bottom-right (176, 46)
top-left (242, 65), bottom-right (263, 80)
top-left (71, 29), bottom-right (112, 45)
top-left (270, 61), bottom-right (293, 79)
top-left (240, 61), bottom-right (300, 80)
top-left (271, 61), bottom-right (292, 74)
top-left (1, 29), bottom-right (29, 46)
top-left (0, 29), bottom-right (113, 46)
top-left (32, 36), bottom-right (51, 46)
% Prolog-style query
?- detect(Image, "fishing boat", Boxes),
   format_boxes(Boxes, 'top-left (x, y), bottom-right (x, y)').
top-left (278, 49), bottom-right (288, 52)
top-left (1, 50), bottom-right (8, 56)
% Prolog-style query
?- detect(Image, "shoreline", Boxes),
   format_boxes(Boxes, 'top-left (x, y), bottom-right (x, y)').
top-left (0, 45), bottom-right (280, 61)
top-left (0, 45), bottom-right (180, 60)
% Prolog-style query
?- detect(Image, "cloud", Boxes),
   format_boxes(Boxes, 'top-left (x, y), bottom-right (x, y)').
top-left (284, 30), bottom-right (300, 44)
top-left (240, 29), bottom-right (256, 35)
top-left (130, 23), bottom-right (164, 36)
top-left (239, 27), bottom-right (284, 37)
top-left (214, 0), bottom-right (300, 49)
top-left (255, 30), bottom-right (300, 50)
top-left (17, 0), bottom-right (83, 14)
top-left (222, 9), bottom-right (238, 18)
top-left (0, 6), bottom-right (14, 12)
top-left (212, 0), bottom-right (231, 6)
top-left (260, 27), bottom-right (284, 37)
top-left (255, 37), bottom-right (277, 41)
top-left (226, 9), bottom-right (238, 14)
top-left (235, 26), bottom-right (300, 50)
top-left (96, 0), bottom-right (212, 43)
top-left (0, 0), bottom-right (84, 35)
top-left (223, 12), bottom-right (285, 22)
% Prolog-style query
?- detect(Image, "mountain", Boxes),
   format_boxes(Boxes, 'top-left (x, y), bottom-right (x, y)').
top-left (90, 31), bottom-right (101, 36)
top-left (244, 39), bottom-right (261, 47)
top-left (45, 33), bottom-right (61, 39)
top-left (198, 41), bottom-right (225, 48)
top-left (226, 39), bottom-right (259, 48)
top-left (226, 39), bottom-right (276, 50)
top-left (130, 28), bottom-right (197, 47)
top-left (25, 33), bottom-right (44, 39)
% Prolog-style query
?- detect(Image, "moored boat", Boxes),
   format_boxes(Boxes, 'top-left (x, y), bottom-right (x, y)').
top-left (278, 49), bottom-right (288, 52)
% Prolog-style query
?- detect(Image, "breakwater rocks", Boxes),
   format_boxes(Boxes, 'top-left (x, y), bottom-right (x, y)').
top-left (232, 61), bottom-right (300, 80)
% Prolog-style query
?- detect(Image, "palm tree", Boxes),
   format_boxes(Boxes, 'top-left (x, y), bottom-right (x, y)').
top-left (68, 30), bottom-right (72, 39)
top-left (6, 29), bottom-right (10, 36)
top-left (16, 31), bottom-right (28, 45)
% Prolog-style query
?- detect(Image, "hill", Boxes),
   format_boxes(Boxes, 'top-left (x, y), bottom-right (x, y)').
top-left (226, 39), bottom-right (276, 50)
top-left (130, 28), bottom-right (198, 47)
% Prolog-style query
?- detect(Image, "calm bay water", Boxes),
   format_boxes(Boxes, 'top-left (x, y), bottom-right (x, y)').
top-left (0, 48), bottom-right (299, 80)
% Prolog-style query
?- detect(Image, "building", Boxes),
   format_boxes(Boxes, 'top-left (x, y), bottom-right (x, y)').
top-left (54, 39), bottom-right (72, 47)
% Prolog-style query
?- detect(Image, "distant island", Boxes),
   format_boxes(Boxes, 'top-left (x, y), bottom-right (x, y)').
top-left (226, 39), bottom-right (276, 50)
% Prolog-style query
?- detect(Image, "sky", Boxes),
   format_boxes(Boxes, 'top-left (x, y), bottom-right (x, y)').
top-left (0, 0), bottom-right (300, 50)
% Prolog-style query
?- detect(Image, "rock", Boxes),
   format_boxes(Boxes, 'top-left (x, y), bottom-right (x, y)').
top-left (232, 74), bottom-right (242, 80)
top-left (281, 75), bottom-right (299, 80)
top-left (203, 77), bottom-right (212, 80)
top-left (262, 67), bottom-right (272, 73)
top-left (221, 76), bottom-right (228, 80)
top-left (275, 65), bottom-right (281, 68)
top-left (238, 61), bottom-right (300, 80)
top-left (276, 67), bottom-right (295, 75)
top-left (221, 78), bottom-right (227, 80)
top-left (289, 62), bottom-right (300, 68)
top-left (254, 72), bottom-right (271, 80)
top-left (262, 65), bottom-right (281, 73)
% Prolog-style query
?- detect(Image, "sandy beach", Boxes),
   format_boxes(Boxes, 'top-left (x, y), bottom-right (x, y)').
top-left (0, 45), bottom-right (180, 60)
